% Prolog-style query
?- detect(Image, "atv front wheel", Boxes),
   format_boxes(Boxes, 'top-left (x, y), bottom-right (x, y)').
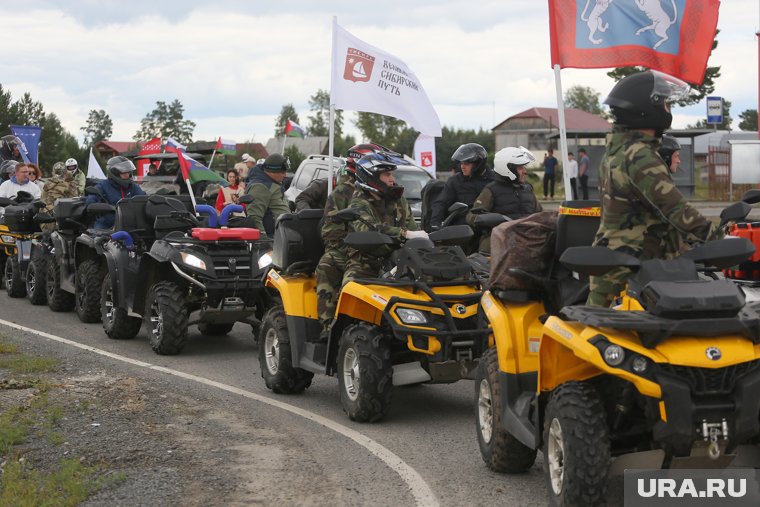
top-left (258, 306), bottom-right (313, 394)
top-left (26, 257), bottom-right (47, 305)
top-left (147, 281), bottom-right (188, 355)
top-left (75, 260), bottom-right (102, 323)
top-left (337, 323), bottom-right (393, 422)
top-left (5, 256), bottom-right (26, 298)
top-left (543, 381), bottom-right (609, 507)
top-left (46, 259), bottom-right (74, 312)
top-left (198, 322), bottom-right (235, 336)
top-left (476, 347), bottom-right (537, 473)
top-left (101, 272), bottom-right (141, 340)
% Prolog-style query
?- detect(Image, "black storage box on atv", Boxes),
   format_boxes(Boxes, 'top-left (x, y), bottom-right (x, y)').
top-left (53, 197), bottom-right (87, 231)
top-left (3, 203), bottom-right (41, 233)
top-left (271, 209), bottom-right (324, 273)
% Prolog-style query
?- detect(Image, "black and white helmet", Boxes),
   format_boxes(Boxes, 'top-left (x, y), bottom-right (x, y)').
top-left (65, 157), bottom-right (79, 174)
top-left (493, 146), bottom-right (535, 181)
top-left (106, 156), bottom-right (136, 189)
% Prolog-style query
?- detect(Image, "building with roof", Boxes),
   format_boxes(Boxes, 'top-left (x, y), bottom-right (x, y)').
top-left (94, 140), bottom-right (141, 160)
top-left (492, 107), bottom-right (611, 152)
top-left (265, 136), bottom-right (330, 157)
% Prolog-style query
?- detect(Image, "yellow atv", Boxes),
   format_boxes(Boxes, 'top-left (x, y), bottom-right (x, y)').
top-left (260, 208), bottom-right (490, 422)
top-left (0, 193), bottom-right (46, 297)
top-left (476, 200), bottom-right (760, 506)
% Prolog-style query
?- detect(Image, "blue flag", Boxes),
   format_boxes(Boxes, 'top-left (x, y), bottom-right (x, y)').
top-left (10, 125), bottom-right (42, 164)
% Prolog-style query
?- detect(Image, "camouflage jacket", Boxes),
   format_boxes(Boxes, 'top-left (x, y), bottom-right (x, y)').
top-left (321, 174), bottom-right (355, 250)
top-left (295, 178), bottom-right (328, 211)
top-left (41, 176), bottom-right (80, 212)
top-left (594, 129), bottom-right (715, 257)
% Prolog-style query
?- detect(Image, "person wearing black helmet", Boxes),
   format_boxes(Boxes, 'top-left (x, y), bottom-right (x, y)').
top-left (658, 135), bottom-right (681, 174)
top-left (86, 155), bottom-right (146, 229)
top-left (342, 152), bottom-right (424, 283)
top-left (0, 135), bottom-right (24, 164)
top-left (244, 153), bottom-right (291, 238)
top-left (430, 142), bottom-right (494, 228)
top-left (587, 71), bottom-right (717, 307)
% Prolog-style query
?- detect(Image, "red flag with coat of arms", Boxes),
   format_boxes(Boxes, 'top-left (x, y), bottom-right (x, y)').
top-left (548, 0), bottom-right (720, 85)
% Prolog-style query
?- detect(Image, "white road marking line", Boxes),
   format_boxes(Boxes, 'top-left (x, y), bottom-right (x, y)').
top-left (0, 318), bottom-right (439, 507)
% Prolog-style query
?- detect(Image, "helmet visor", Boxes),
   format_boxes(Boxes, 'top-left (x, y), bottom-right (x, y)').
top-left (651, 71), bottom-right (690, 104)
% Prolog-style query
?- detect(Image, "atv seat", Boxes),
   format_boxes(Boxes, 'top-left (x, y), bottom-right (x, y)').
top-left (421, 179), bottom-right (445, 232)
top-left (146, 194), bottom-right (196, 239)
top-left (272, 209), bottom-right (324, 274)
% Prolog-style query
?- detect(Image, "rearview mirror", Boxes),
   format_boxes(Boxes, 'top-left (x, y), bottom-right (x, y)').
top-left (719, 201), bottom-right (751, 227)
top-left (741, 189), bottom-right (760, 205)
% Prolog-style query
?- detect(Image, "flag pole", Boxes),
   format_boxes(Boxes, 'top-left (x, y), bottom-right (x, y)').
top-left (281, 134), bottom-right (287, 155)
top-left (553, 64), bottom-right (572, 201)
top-left (208, 149), bottom-right (218, 170)
top-left (328, 104), bottom-right (335, 195)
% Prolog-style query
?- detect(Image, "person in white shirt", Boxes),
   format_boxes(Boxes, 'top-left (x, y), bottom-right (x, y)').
top-left (0, 162), bottom-right (42, 201)
top-left (566, 152), bottom-right (578, 200)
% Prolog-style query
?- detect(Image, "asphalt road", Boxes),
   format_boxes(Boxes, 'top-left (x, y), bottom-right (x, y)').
top-left (0, 293), bottom-right (557, 507)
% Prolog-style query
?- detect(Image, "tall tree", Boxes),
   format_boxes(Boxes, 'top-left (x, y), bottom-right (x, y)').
top-left (307, 89), bottom-right (344, 138)
top-left (39, 112), bottom-right (84, 175)
top-left (0, 84), bottom-right (13, 136)
top-left (564, 85), bottom-right (605, 116)
top-left (9, 92), bottom-right (45, 126)
top-left (607, 32), bottom-right (722, 107)
top-left (81, 109), bottom-right (113, 146)
top-left (134, 100), bottom-right (196, 143)
top-left (275, 104), bottom-right (300, 137)
top-left (353, 112), bottom-right (406, 147)
top-left (738, 109), bottom-right (758, 132)
top-left (687, 99), bottom-right (732, 130)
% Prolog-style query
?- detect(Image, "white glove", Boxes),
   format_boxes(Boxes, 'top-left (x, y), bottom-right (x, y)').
top-left (405, 230), bottom-right (429, 240)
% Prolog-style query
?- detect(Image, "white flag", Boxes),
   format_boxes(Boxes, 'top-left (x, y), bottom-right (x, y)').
top-left (87, 148), bottom-right (106, 179)
top-left (330, 19), bottom-right (442, 137)
top-left (413, 134), bottom-right (436, 178)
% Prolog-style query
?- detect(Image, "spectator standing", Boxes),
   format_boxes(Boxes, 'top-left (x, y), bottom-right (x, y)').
top-left (578, 148), bottom-right (590, 200)
top-left (239, 153), bottom-right (257, 180)
top-left (542, 149), bottom-right (558, 199)
top-left (566, 152), bottom-right (578, 200)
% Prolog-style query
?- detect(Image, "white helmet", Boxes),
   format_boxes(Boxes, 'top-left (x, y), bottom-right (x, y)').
top-left (65, 157), bottom-right (79, 173)
top-left (493, 146), bottom-right (534, 181)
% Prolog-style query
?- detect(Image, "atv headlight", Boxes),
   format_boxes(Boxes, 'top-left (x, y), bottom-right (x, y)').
top-left (631, 356), bottom-right (648, 373)
top-left (258, 251), bottom-right (273, 269)
top-left (603, 344), bottom-right (625, 367)
top-left (1, 235), bottom-right (14, 243)
top-left (396, 308), bottom-right (428, 325)
top-left (180, 252), bottom-right (206, 270)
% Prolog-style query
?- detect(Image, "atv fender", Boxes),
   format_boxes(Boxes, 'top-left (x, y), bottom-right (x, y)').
top-left (265, 271), bottom-right (318, 320)
top-left (334, 281), bottom-right (386, 326)
top-left (132, 253), bottom-right (182, 317)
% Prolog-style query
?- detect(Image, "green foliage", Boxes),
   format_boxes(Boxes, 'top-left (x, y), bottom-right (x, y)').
top-left (134, 99), bottom-right (196, 143)
top-left (0, 355), bottom-right (59, 374)
top-left (564, 85), bottom-right (606, 116)
top-left (81, 109), bottom-right (113, 146)
top-left (283, 145), bottom-right (306, 171)
top-left (275, 103), bottom-right (300, 137)
top-left (0, 458), bottom-right (103, 507)
top-left (738, 109), bottom-right (758, 132)
top-left (353, 112), bottom-right (407, 147)
top-left (307, 89), bottom-right (343, 137)
top-left (687, 99), bottom-right (732, 130)
top-left (433, 126), bottom-right (495, 174)
top-left (332, 134), bottom-right (357, 158)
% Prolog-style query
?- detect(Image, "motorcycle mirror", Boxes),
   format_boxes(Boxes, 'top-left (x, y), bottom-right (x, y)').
top-left (331, 208), bottom-right (360, 224)
top-left (741, 189), bottom-right (760, 205)
top-left (719, 201), bottom-right (751, 228)
top-left (238, 194), bottom-right (253, 205)
top-left (33, 212), bottom-right (55, 224)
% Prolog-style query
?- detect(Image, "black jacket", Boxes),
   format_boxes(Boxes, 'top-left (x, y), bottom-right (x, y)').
top-left (430, 168), bottom-right (495, 226)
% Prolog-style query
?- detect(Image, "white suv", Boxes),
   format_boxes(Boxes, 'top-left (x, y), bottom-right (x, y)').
top-left (284, 154), bottom-right (432, 221)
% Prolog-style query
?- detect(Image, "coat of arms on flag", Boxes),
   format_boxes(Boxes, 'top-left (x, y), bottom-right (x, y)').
top-left (343, 48), bottom-right (375, 83)
top-left (420, 152), bottom-right (433, 168)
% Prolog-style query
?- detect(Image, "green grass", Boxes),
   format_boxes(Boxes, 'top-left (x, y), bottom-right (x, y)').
top-left (0, 355), bottom-right (59, 374)
top-left (0, 339), bottom-right (19, 354)
top-left (0, 458), bottom-right (103, 507)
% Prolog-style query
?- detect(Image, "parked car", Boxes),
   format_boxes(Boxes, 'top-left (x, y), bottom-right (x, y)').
top-left (284, 154), bottom-right (432, 221)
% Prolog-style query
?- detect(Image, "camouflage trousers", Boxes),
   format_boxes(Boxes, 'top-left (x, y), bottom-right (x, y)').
top-left (315, 248), bottom-right (349, 328)
top-left (587, 267), bottom-right (631, 307)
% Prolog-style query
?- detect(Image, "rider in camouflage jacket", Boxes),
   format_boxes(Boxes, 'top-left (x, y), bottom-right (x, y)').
top-left (587, 71), bottom-right (718, 307)
top-left (40, 161), bottom-right (81, 232)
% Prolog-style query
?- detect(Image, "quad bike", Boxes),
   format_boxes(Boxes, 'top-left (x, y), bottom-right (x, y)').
top-left (0, 192), bottom-right (49, 298)
top-left (721, 189), bottom-right (760, 300)
top-left (43, 190), bottom-right (116, 320)
top-left (475, 199), bottom-right (760, 506)
top-left (101, 194), bottom-right (271, 355)
top-left (260, 207), bottom-right (491, 422)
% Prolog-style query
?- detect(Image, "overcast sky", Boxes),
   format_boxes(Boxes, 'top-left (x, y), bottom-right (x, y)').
top-left (1, 0), bottom-right (757, 146)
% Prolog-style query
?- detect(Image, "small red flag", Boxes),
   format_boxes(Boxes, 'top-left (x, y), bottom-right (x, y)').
top-left (548, 0), bottom-right (720, 85)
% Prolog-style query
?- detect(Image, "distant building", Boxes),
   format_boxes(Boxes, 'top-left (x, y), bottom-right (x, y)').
top-left (94, 140), bottom-right (140, 160)
top-left (492, 107), bottom-right (611, 152)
